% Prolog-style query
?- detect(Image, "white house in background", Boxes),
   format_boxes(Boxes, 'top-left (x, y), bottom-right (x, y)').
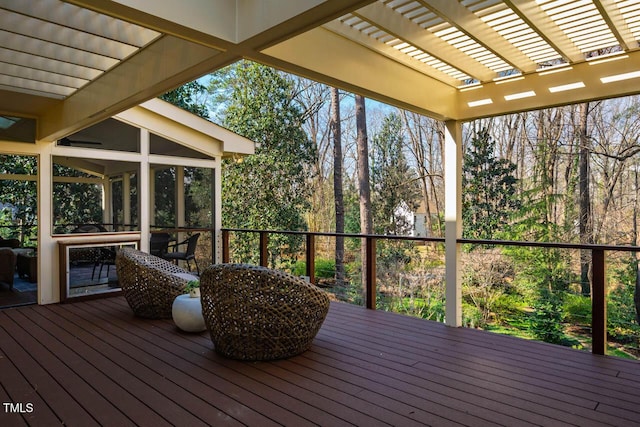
top-left (412, 202), bottom-right (428, 238)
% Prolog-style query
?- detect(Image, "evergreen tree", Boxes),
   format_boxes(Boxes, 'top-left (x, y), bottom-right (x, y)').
top-left (371, 113), bottom-right (420, 235)
top-left (462, 128), bottom-right (520, 239)
top-left (211, 61), bottom-right (315, 265)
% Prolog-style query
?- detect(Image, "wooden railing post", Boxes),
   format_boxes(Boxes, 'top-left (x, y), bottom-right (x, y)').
top-left (306, 233), bottom-right (315, 284)
top-left (222, 229), bottom-right (230, 263)
top-left (259, 231), bottom-right (268, 267)
top-left (591, 249), bottom-right (606, 355)
top-left (365, 236), bottom-right (377, 309)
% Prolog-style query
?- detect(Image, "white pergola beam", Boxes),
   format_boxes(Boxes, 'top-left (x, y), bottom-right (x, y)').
top-left (260, 26), bottom-right (458, 121)
top-left (418, 0), bottom-right (537, 73)
top-left (354, 2), bottom-right (496, 82)
top-left (505, 0), bottom-right (584, 62)
top-left (322, 20), bottom-right (462, 87)
top-left (457, 50), bottom-right (640, 121)
top-left (594, 0), bottom-right (637, 51)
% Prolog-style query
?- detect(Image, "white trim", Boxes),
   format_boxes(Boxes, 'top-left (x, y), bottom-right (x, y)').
top-left (140, 128), bottom-right (151, 253)
top-left (148, 154), bottom-right (216, 168)
top-left (444, 120), bottom-right (462, 327)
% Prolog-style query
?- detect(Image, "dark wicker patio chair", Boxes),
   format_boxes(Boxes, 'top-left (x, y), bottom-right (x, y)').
top-left (163, 233), bottom-right (200, 275)
top-left (116, 247), bottom-right (197, 319)
top-left (150, 232), bottom-right (171, 258)
top-left (200, 263), bottom-right (330, 361)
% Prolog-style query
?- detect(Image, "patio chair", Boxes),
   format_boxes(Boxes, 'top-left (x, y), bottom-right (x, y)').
top-left (150, 232), bottom-right (171, 257)
top-left (0, 237), bottom-right (20, 248)
top-left (200, 263), bottom-right (330, 360)
top-left (92, 246), bottom-right (116, 280)
top-left (116, 247), bottom-right (197, 319)
top-left (163, 233), bottom-right (200, 275)
top-left (0, 248), bottom-right (17, 291)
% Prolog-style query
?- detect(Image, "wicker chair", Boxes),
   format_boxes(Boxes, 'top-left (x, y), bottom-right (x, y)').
top-left (116, 247), bottom-right (197, 319)
top-left (200, 263), bottom-right (330, 361)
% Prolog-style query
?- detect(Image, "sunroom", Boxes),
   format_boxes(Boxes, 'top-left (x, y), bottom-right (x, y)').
top-left (1, 98), bottom-right (254, 306)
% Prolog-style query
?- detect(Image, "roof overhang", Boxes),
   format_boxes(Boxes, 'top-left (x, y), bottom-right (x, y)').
top-left (1, 0), bottom-right (640, 139)
top-left (115, 98), bottom-right (255, 158)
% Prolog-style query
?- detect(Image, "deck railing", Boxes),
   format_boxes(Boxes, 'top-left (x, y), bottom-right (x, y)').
top-left (222, 227), bottom-right (640, 356)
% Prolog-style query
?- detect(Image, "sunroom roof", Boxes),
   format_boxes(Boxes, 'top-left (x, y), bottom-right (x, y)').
top-left (0, 0), bottom-right (639, 140)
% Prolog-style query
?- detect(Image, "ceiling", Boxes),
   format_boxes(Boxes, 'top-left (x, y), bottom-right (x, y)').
top-left (1, 0), bottom-right (639, 141)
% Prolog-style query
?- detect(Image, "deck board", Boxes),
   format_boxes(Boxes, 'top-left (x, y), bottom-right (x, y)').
top-left (0, 296), bottom-right (639, 426)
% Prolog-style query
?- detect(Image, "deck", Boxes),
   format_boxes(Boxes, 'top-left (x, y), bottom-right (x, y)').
top-left (0, 297), bottom-right (639, 427)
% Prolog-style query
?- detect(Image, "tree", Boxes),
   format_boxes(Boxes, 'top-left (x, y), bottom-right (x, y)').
top-left (160, 81), bottom-right (209, 119)
top-left (371, 113), bottom-right (420, 235)
top-left (0, 155), bottom-right (38, 243)
top-left (401, 110), bottom-right (445, 237)
top-left (355, 94), bottom-right (372, 287)
top-left (463, 128), bottom-right (520, 239)
top-left (331, 87), bottom-right (346, 284)
top-left (578, 102), bottom-right (593, 296)
top-left (212, 61), bottom-right (316, 265)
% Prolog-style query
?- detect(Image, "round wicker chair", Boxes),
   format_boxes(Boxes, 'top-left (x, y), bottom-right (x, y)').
top-left (116, 247), bottom-right (197, 319)
top-left (200, 264), bottom-right (330, 361)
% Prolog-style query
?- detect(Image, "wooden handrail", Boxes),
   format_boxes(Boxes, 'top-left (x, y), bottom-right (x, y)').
top-left (220, 228), bottom-right (640, 355)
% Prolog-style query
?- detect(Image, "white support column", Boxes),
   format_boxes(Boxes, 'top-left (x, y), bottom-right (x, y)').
top-left (123, 173), bottom-right (131, 231)
top-left (140, 129), bottom-right (150, 252)
top-left (444, 120), bottom-right (463, 327)
top-left (150, 168), bottom-right (156, 227)
top-left (102, 177), bottom-right (111, 230)
top-left (37, 143), bottom-right (56, 304)
top-left (176, 166), bottom-right (185, 228)
top-left (214, 161), bottom-right (222, 263)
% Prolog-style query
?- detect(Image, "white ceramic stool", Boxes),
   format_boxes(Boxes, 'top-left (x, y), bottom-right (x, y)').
top-left (172, 294), bottom-right (206, 332)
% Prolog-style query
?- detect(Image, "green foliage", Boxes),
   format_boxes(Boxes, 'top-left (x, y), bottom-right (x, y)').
top-left (185, 167), bottom-right (212, 227)
top-left (608, 259), bottom-right (640, 341)
top-left (563, 293), bottom-right (591, 325)
top-left (153, 167), bottom-right (176, 227)
top-left (293, 258), bottom-right (336, 279)
top-left (462, 128), bottom-right (520, 239)
top-left (52, 163), bottom-right (103, 232)
top-left (381, 294), bottom-right (445, 322)
top-left (212, 61), bottom-right (315, 265)
top-left (370, 113), bottom-right (420, 235)
top-left (377, 239), bottom-right (414, 270)
top-left (184, 280), bottom-right (200, 293)
top-left (53, 182), bottom-right (102, 230)
top-left (160, 81), bottom-right (209, 118)
top-left (0, 155), bottom-right (38, 242)
top-left (530, 289), bottom-right (566, 344)
top-left (462, 302), bottom-right (483, 328)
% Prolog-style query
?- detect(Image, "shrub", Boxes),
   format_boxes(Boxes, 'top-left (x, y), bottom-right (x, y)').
top-left (530, 289), bottom-right (565, 344)
top-left (292, 258), bottom-right (336, 279)
top-left (563, 293), bottom-right (591, 325)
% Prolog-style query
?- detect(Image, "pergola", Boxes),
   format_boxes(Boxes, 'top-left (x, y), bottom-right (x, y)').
top-left (1, 0), bottom-right (640, 318)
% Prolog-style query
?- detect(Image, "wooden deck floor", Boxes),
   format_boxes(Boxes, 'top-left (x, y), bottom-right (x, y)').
top-left (0, 297), bottom-right (639, 427)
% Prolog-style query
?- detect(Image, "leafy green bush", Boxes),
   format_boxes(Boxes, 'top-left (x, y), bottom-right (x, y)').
top-left (563, 293), bottom-right (591, 325)
top-left (292, 258), bottom-right (336, 279)
top-left (463, 302), bottom-right (483, 328)
top-left (530, 289), bottom-right (565, 344)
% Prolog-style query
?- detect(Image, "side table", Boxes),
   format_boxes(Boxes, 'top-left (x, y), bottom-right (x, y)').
top-left (172, 294), bottom-right (206, 332)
